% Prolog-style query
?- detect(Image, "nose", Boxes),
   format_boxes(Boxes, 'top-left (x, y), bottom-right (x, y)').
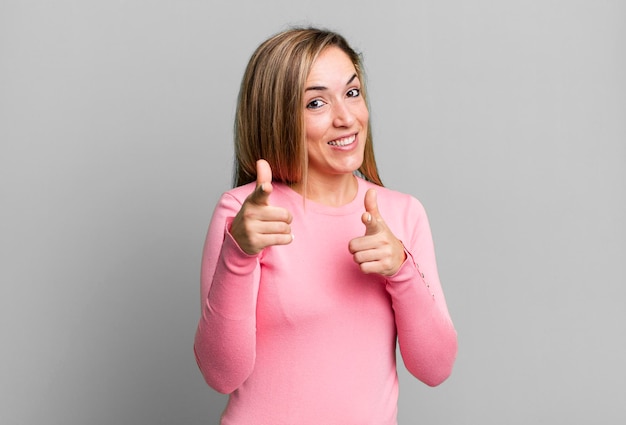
top-left (332, 100), bottom-right (356, 128)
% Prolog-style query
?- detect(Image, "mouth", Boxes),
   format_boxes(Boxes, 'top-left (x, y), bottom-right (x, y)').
top-left (327, 134), bottom-right (356, 147)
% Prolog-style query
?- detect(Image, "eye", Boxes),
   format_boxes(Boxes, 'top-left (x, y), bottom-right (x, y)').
top-left (346, 88), bottom-right (361, 98)
top-left (306, 99), bottom-right (326, 109)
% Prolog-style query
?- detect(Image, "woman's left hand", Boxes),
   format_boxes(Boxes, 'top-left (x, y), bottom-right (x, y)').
top-left (348, 189), bottom-right (407, 276)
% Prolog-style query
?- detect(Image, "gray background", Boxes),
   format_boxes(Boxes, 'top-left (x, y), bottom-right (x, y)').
top-left (1, 1), bottom-right (624, 424)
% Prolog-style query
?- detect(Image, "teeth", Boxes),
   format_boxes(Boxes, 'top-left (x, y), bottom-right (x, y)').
top-left (328, 135), bottom-right (356, 146)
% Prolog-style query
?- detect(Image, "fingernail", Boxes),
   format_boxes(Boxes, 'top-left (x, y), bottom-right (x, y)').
top-left (291, 233), bottom-right (295, 242)
top-left (366, 213), bottom-right (372, 223)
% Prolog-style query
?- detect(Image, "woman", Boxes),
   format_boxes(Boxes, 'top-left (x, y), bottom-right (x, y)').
top-left (194, 27), bottom-right (457, 424)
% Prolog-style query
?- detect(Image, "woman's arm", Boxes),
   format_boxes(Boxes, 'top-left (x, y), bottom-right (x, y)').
top-left (193, 192), bottom-right (260, 394)
top-left (385, 197), bottom-right (458, 387)
top-left (194, 162), bottom-right (292, 394)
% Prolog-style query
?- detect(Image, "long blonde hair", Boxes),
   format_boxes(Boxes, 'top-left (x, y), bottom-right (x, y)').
top-left (233, 27), bottom-right (383, 187)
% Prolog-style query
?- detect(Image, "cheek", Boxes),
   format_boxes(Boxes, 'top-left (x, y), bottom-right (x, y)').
top-left (359, 104), bottom-right (370, 123)
top-left (304, 117), bottom-right (328, 144)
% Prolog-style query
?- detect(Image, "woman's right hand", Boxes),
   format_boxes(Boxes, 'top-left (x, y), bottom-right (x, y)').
top-left (229, 159), bottom-right (294, 255)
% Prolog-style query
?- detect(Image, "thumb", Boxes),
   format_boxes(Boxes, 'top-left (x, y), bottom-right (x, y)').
top-left (249, 159), bottom-right (273, 205)
top-left (362, 189), bottom-right (382, 235)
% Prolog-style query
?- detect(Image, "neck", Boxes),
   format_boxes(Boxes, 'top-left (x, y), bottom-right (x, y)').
top-left (292, 173), bottom-right (358, 207)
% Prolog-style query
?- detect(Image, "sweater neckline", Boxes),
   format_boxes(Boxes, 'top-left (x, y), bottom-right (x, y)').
top-left (273, 177), bottom-right (369, 216)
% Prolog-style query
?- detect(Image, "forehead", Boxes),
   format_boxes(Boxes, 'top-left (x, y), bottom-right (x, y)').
top-left (306, 46), bottom-right (357, 84)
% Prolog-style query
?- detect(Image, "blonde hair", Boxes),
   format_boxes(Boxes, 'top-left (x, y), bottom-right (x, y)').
top-left (233, 27), bottom-right (383, 187)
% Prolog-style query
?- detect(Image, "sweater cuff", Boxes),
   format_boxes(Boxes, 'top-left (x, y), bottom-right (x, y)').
top-left (386, 245), bottom-right (436, 300)
top-left (207, 220), bottom-right (260, 320)
top-left (219, 217), bottom-right (260, 275)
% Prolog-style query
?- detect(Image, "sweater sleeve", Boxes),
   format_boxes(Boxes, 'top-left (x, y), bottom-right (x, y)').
top-left (193, 192), bottom-right (260, 394)
top-left (385, 197), bottom-right (458, 387)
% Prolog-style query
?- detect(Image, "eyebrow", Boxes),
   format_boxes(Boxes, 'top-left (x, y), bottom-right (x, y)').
top-left (305, 73), bottom-right (358, 92)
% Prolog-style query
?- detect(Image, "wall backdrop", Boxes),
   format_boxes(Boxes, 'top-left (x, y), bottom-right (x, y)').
top-left (1, 1), bottom-right (625, 424)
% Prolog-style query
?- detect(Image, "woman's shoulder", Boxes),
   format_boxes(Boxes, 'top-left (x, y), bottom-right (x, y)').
top-left (220, 182), bottom-right (257, 203)
top-left (358, 177), bottom-right (425, 213)
top-left (217, 181), bottom-right (295, 210)
top-left (210, 183), bottom-right (257, 215)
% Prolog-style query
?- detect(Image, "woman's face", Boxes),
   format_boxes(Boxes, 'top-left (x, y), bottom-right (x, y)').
top-left (303, 46), bottom-right (369, 181)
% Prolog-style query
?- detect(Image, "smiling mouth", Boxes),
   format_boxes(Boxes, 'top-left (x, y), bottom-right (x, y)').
top-left (327, 134), bottom-right (356, 147)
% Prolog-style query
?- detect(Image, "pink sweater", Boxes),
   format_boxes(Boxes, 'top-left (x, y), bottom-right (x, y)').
top-left (194, 177), bottom-right (457, 424)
